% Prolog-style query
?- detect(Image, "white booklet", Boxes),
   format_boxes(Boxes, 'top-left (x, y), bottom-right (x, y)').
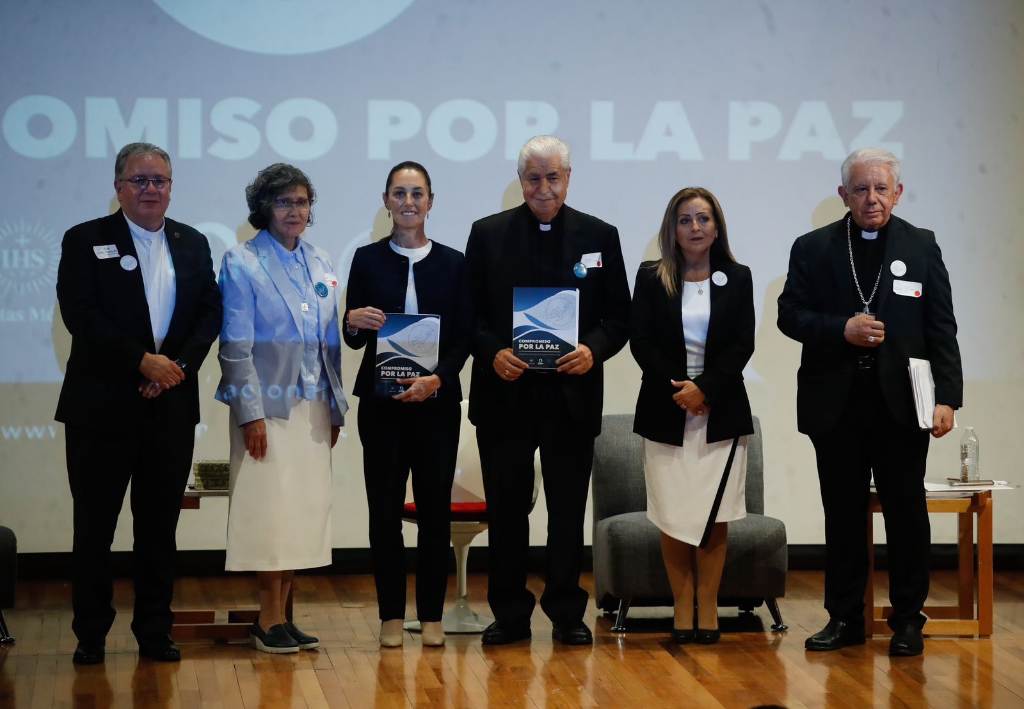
top-left (908, 357), bottom-right (956, 431)
top-left (512, 287), bottom-right (579, 369)
top-left (375, 313), bottom-right (440, 396)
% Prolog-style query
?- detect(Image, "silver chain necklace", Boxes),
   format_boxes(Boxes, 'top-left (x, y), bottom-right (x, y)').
top-left (847, 216), bottom-right (882, 314)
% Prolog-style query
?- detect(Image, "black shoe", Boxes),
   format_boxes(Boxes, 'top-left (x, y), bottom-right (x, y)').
top-left (888, 625), bottom-right (924, 657)
top-left (283, 621), bottom-right (319, 650)
top-left (695, 628), bottom-right (722, 645)
top-left (552, 621), bottom-right (593, 645)
top-left (138, 634), bottom-right (181, 662)
top-left (670, 628), bottom-right (695, 644)
top-left (481, 620), bottom-right (531, 645)
top-left (804, 619), bottom-right (866, 651)
top-left (73, 642), bottom-right (105, 665)
top-left (250, 622), bottom-right (299, 654)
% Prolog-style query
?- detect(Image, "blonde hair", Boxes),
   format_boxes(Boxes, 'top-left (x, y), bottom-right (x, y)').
top-left (654, 187), bottom-right (735, 296)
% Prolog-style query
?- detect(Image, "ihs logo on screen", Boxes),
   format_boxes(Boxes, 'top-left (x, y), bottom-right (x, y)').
top-left (0, 219), bottom-right (60, 302)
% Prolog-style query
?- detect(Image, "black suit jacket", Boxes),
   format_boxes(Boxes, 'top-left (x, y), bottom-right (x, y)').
top-left (465, 203), bottom-right (631, 437)
top-left (777, 213), bottom-right (963, 436)
top-left (55, 210), bottom-right (222, 431)
top-left (343, 238), bottom-right (473, 401)
top-left (630, 256), bottom-right (755, 446)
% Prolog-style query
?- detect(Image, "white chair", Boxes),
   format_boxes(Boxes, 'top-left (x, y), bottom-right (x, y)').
top-left (403, 401), bottom-right (541, 633)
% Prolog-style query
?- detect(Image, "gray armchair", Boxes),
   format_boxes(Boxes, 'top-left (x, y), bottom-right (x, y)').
top-left (592, 414), bottom-right (787, 632)
top-left (0, 524), bottom-right (15, 643)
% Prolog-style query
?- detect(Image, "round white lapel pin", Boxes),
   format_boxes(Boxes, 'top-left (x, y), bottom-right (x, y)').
top-left (120, 255), bottom-right (138, 271)
top-left (711, 270), bottom-right (728, 286)
top-left (890, 260), bottom-right (907, 277)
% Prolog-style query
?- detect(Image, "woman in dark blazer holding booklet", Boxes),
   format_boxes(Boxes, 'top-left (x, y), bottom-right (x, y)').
top-left (630, 187), bottom-right (755, 645)
top-left (344, 161), bottom-right (472, 648)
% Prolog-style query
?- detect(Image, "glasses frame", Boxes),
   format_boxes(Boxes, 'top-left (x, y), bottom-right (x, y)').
top-left (119, 176), bottom-right (173, 191)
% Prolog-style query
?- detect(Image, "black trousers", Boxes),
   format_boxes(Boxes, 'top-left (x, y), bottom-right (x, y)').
top-left (476, 375), bottom-right (594, 625)
top-left (65, 423), bottom-right (195, 644)
top-left (358, 397), bottom-right (459, 622)
top-left (810, 368), bottom-right (931, 631)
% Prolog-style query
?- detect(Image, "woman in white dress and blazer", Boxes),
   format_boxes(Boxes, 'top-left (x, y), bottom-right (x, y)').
top-left (630, 186), bottom-right (754, 645)
top-left (216, 163), bottom-right (348, 654)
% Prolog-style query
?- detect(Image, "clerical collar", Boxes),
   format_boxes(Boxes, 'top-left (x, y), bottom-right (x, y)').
top-left (123, 213), bottom-right (164, 240)
top-left (526, 204), bottom-right (565, 232)
top-left (850, 216), bottom-right (889, 241)
top-left (860, 230), bottom-right (878, 240)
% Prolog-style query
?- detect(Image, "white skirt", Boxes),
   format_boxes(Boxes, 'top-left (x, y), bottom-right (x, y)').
top-left (644, 412), bottom-right (747, 546)
top-left (226, 399), bottom-right (333, 571)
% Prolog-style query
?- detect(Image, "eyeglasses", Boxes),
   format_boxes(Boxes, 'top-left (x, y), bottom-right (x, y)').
top-left (119, 176), bottom-right (172, 190)
top-left (273, 198), bottom-right (311, 211)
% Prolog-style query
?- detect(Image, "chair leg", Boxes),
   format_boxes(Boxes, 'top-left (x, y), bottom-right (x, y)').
top-left (610, 599), bottom-right (631, 633)
top-left (766, 599), bottom-right (787, 631)
top-left (0, 608), bottom-right (14, 644)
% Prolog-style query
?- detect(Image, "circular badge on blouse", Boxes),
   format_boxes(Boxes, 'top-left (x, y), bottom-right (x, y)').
top-left (573, 262), bottom-right (588, 278)
top-left (120, 255), bottom-right (138, 271)
top-left (314, 282), bottom-right (329, 298)
top-left (711, 270), bottom-right (727, 286)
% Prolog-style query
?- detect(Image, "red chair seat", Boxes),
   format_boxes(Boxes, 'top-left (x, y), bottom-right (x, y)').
top-left (403, 501), bottom-right (488, 523)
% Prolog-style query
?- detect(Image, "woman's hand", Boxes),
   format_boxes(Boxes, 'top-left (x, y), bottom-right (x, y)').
top-left (347, 307), bottom-right (386, 331)
top-left (671, 380), bottom-right (709, 416)
top-left (393, 374), bottom-right (441, 402)
top-left (243, 419), bottom-right (268, 460)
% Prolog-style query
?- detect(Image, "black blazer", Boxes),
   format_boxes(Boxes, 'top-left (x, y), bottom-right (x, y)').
top-left (630, 256), bottom-right (755, 446)
top-left (55, 210), bottom-right (222, 430)
top-left (343, 238), bottom-right (472, 402)
top-left (777, 213), bottom-right (963, 436)
top-left (465, 203), bottom-right (631, 437)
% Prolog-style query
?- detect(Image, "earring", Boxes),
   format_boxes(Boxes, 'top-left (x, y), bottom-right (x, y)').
top-left (387, 210), bottom-right (391, 219)
top-left (427, 212), bottom-right (430, 219)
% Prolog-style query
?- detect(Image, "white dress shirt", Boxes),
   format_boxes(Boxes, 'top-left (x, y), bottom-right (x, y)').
top-left (388, 239), bottom-right (433, 314)
top-left (125, 214), bottom-right (176, 353)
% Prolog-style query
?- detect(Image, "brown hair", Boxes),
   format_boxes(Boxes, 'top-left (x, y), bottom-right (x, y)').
top-left (653, 187), bottom-right (735, 296)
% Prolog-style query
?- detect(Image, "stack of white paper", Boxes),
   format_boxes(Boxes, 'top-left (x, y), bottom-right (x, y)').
top-left (908, 358), bottom-right (935, 430)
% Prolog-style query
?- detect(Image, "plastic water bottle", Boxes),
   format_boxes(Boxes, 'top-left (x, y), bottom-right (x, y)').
top-left (959, 427), bottom-right (980, 482)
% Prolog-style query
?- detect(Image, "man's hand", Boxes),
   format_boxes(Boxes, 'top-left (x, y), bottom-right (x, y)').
top-left (393, 374), bottom-right (442, 402)
top-left (243, 419), bottom-right (268, 460)
top-left (932, 404), bottom-right (955, 438)
top-left (494, 348), bottom-right (529, 381)
top-left (844, 313), bottom-right (885, 347)
top-left (671, 379), bottom-right (708, 415)
top-left (347, 307), bottom-right (386, 331)
top-left (331, 425), bottom-right (341, 448)
top-left (139, 353), bottom-right (184, 389)
top-left (556, 344), bottom-right (594, 375)
top-left (139, 380), bottom-right (164, 399)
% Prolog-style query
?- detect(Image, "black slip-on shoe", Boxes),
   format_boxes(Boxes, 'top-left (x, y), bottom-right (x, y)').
top-left (695, 628), bottom-right (722, 645)
top-left (804, 619), bottom-right (866, 651)
top-left (250, 622), bottom-right (299, 654)
top-left (283, 621), bottom-right (320, 650)
top-left (73, 642), bottom-right (105, 665)
top-left (888, 625), bottom-right (924, 657)
top-left (670, 628), bottom-right (695, 644)
top-left (138, 634), bottom-right (181, 662)
top-left (481, 620), bottom-right (532, 645)
top-left (552, 621), bottom-right (593, 645)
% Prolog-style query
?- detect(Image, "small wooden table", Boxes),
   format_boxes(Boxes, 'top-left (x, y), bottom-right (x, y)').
top-left (864, 490), bottom-right (993, 637)
top-left (174, 489), bottom-right (292, 642)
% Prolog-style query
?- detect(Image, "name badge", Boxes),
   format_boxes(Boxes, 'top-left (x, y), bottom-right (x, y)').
top-left (581, 252), bottom-right (602, 268)
top-left (93, 244), bottom-right (119, 259)
top-left (893, 279), bottom-right (922, 298)
top-left (323, 272), bottom-right (338, 287)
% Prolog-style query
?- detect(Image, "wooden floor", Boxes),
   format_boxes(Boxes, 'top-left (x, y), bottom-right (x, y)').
top-left (2, 571), bottom-right (1024, 708)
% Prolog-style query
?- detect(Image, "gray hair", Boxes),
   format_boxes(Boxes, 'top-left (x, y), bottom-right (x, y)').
top-left (517, 135), bottom-right (571, 176)
top-left (114, 142), bottom-right (172, 179)
top-left (841, 147), bottom-right (900, 189)
top-left (245, 163), bottom-right (316, 230)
